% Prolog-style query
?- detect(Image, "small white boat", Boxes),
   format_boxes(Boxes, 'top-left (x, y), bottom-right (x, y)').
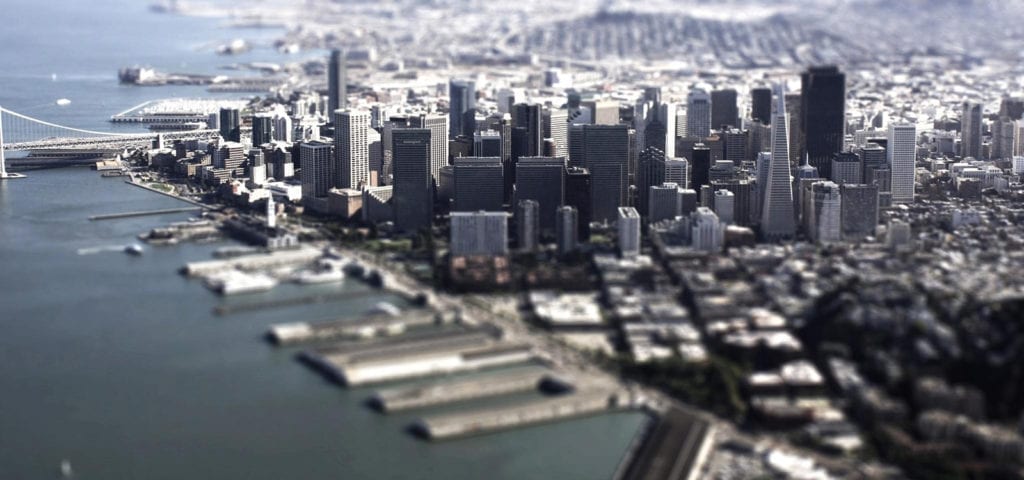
top-left (294, 268), bottom-right (345, 285)
top-left (368, 302), bottom-right (401, 317)
top-left (124, 244), bottom-right (144, 256)
top-left (56, 98), bottom-right (71, 106)
top-left (59, 459), bottom-right (73, 478)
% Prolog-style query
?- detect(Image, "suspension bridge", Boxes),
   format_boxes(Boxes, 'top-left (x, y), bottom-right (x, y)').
top-left (1, 105), bottom-right (219, 179)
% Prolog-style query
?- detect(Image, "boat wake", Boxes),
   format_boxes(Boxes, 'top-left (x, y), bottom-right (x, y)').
top-left (77, 245), bottom-right (129, 255)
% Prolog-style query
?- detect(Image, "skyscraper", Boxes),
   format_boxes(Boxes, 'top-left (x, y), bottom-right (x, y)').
top-left (636, 146), bottom-right (667, 217)
top-left (582, 124), bottom-right (630, 222)
top-left (251, 113), bottom-right (274, 147)
top-left (516, 199), bottom-right (539, 251)
top-left (713, 189), bottom-right (735, 225)
top-left (801, 66), bottom-right (846, 179)
top-left (691, 207), bottom-right (723, 252)
top-left (803, 181), bottom-right (842, 243)
top-left (328, 49), bottom-right (347, 114)
top-left (219, 108), bottom-right (240, 143)
top-left (409, 113), bottom-right (449, 187)
top-left (751, 87), bottom-right (772, 125)
top-left (840, 184), bottom-right (879, 241)
top-left (649, 183), bottom-right (684, 224)
top-left (299, 140), bottom-right (334, 201)
top-left (760, 86), bottom-right (796, 240)
top-left (830, 152), bottom-right (862, 185)
top-left (514, 157), bottom-right (566, 233)
top-left (686, 89), bottom-right (712, 139)
top-left (889, 123), bottom-right (916, 204)
top-left (617, 207), bottom-right (641, 258)
top-left (335, 109), bottom-right (370, 190)
top-left (391, 129), bottom-right (434, 232)
top-left (453, 157), bottom-right (504, 212)
top-left (691, 143), bottom-right (712, 193)
top-left (960, 102), bottom-right (982, 159)
top-left (545, 108), bottom-right (569, 159)
top-left (711, 89), bottom-right (739, 130)
top-left (565, 167), bottom-right (592, 241)
top-left (449, 79), bottom-right (476, 140)
top-left (513, 103), bottom-right (543, 158)
top-left (555, 206), bottom-right (579, 255)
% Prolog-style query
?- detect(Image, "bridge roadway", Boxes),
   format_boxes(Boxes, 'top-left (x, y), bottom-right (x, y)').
top-left (2, 129), bottom-right (219, 150)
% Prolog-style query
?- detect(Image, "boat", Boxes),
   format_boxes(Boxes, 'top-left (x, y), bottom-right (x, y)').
top-left (124, 244), bottom-right (144, 256)
top-left (294, 268), bottom-right (345, 285)
top-left (55, 98), bottom-right (71, 106)
top-left (368, 301), bottom-right (401, 317)
top-left (59, 459), bottom-right (73, 478)
top-left (203, 271), bottom-right (277, 295)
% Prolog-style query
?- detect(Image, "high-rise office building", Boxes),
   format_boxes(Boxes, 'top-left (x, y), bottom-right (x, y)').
top-left (840, 183), bottom-right (879, 241)
top-left (545, 108), bottom-right (569, 159)
top-left (785, 92), bottom-right (803, 166)
top-left (453, 157), bottom-right (504, 212)
top-left (328, 49), bottom-right (347, 114)
top-left (831, 152), bottom-right (862, 184)
top-left (761, 86), bottom-right (796, 240)
top-left (711, 89), bottom-right (739, 130)
top-left (803, 180), bottom-right (842, 243)
top-left (565, 167), bottom-right (592, 241)
top-left (691, 207), bottom-right (723, 252)
top-left (516, 199), bottom-right (539, 251)
top-left (649, 183), bottom-right (684, 224)
top-left (713, 189), bottom-right (735, 225)
top-left (272, 113), bottom-right (293, 143)
top-left (409, 114), bottom-right (449, 187)
top-left (801, 66), bottom-right (846, 179)
top-left (449, 79), bottom-right (476, 140)
top-left (251, 113), bottom-right (274, 147)
top-left (961, 101), bottom-right (982, 159)
top-left (859, 143), bottom-right (887, 186)
top-left (636, 146), bottom-right (667, 217)
top-left (751, 87), bottom-right (772, 125)
top-left (722, 129), bottom-right (748, 165)
top-left (555, 206), bottom-right (578, 255)
top-left (711, 179), bottom-right (755, 227)
top-left (665, 158), bottom-right (688, 190)
top-left (513, 103), bottom-right (544, 158)
top-left (450, 211), bottom-right (508, 257)
top-left (567, 124), bottom-right (585, 168)
top-left (889, 123), bottom-right (916, 204)
top-left (617, 207), bottom-right (641, 258)
top-left (582, 124), bottom-right (630, 222)
top-left (686, 89), bottom-right (712, 139)
top-left (474, 130), bottom-right (503, 157)
top-left (691, 143), bottom-right (712, 192)
top-left (300, 140), bottom-right (334, 201)
top-left (514, 157), bottom-right (566, 233)
top-left (219, 108), bottom-right (240, 143)
top-left (391, 129), bottom-right (434, 231)
top-left (335, 109), bottom-right (370, 190)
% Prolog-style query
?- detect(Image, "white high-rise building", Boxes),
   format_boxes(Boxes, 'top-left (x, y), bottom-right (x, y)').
top-left (335, 109), bottom-right (371, 189)
top-left (266, 194), bottom-right (277, 229)
top-left (555, 206), bottom-right (578, 255)
top-left (714, 189), bottom-right (735, 225)
top-left (273, 113), bottom-right (293, 143)
top-left (1013, 156), bottom-right (1024, 175)
top-left (760, 86), bottom-right (796, 240)
top-left (889, 123), bottom-right (916, 204)
top-left (450, 211), bottom-right (509, 257)
top-left (691, 207), bottom-right (723, 252)
top-left (617, 207), bottom-right (641, 258)
top-left (686, 89), bottom-right (711, 139)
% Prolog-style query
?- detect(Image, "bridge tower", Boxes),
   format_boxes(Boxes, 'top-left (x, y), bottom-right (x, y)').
top-left (0, 105), bottom-right (26, 179)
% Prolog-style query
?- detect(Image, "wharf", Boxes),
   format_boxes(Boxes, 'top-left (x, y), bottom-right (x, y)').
top-left (267, 310), bottom-right (442, 345)
top-left (299, 330), bottom-right (533, 386)
top-left (89, 207), bottom-right (202, 221)
top-left (613, 404), bottom-right (715, 480)
top-left (412, 388), bottom-right (630, 440)
top-left (182, 247), bottom-right (322, 277)
top-left (371, 368), bottom-right (551, 413)
top-left (215, 290), bottom-right (373, 316)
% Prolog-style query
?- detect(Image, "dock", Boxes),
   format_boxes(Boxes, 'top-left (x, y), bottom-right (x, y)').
top-left (267, 310), bottom-right (443, 345)
top-left (183, 247), bottom-right (322, 277)
top-left (299, 329), bottom-right (533, 386)
top-left (613, 404), bottom-right (715, 480)
top-left (412, 388), bottom-right (630, 440)
top-left (215, 290), bottom-right (374, 316)
top-left (89, 207), bottom-right (203, 221)
top-left (370, 368), bottom-right (551, 413)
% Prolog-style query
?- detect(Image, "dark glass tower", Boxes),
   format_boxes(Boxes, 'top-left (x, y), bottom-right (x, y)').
top-left (565, 167), bottom-right (592, 241)
top-left (218, 108), bottom-right (240, 143)
top-left (328, 49), bottom-right (347, 115)
top-left (449, 79), bottom-right (476, 140)
top-left (750, 87), bottom-right (772, 125)
top-left (711, 89), bottom-right (739, 130)
top-left (391, 129), bottom-right (434, 232)
top-left (801, 66), bottom-right (846, 179)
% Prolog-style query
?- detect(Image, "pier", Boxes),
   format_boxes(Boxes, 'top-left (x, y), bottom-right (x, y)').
top-left (412, 388), bottom-right (630, 440)
top-left (182, 247), bottom-right (323, 277)
top-left (371, 368), bottom-right (552, 413)
top-left (298, 329), bottom-right (534, 386)
top-left (89, 207), bottom-right (203, 221)
top-left (267, 310), bottom-right (445, 345)
top-left (612, 405), bottom-right (715, 480)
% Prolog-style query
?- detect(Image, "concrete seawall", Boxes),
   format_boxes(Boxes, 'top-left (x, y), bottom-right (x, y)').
top-left (371, 368), bottom-right (551, 413)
